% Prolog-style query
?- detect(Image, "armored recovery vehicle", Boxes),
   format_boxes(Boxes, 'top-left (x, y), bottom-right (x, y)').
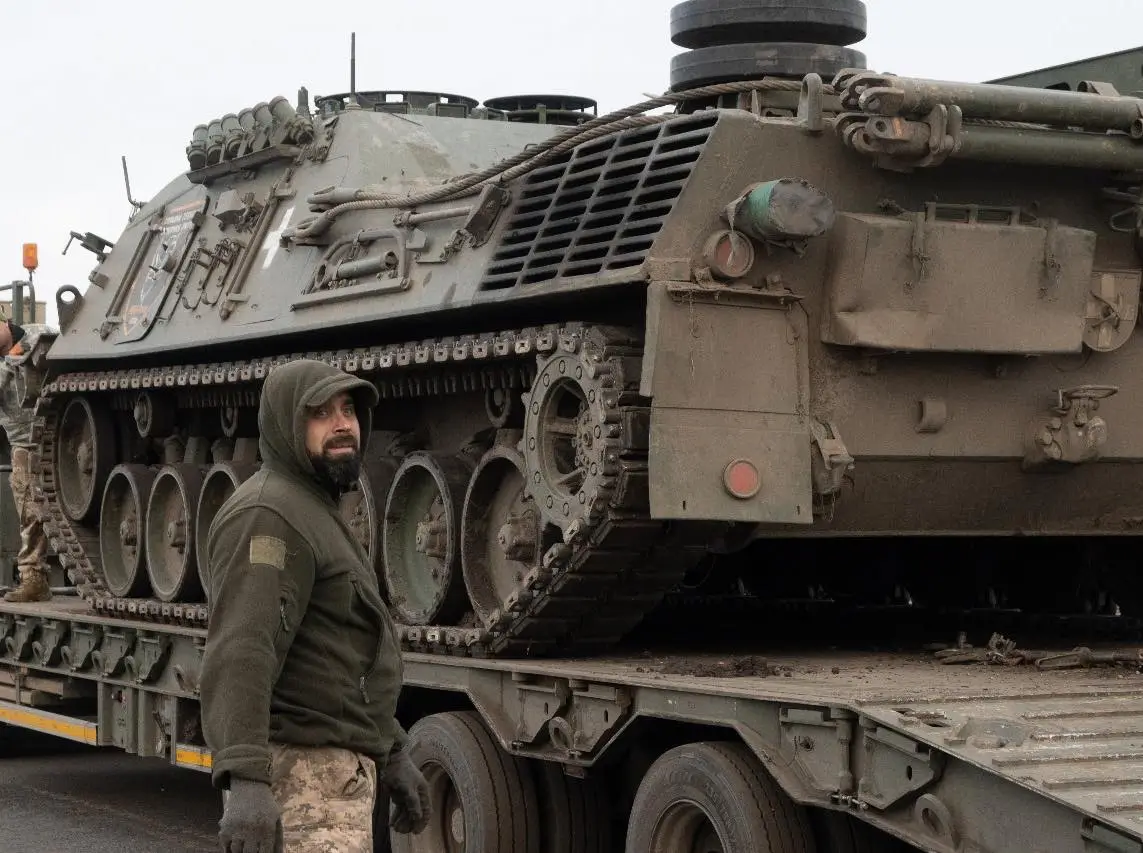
top-left (6, 3), bottom-right (1143, 851)
top-left (29, 3), bottom-right (1143, 655)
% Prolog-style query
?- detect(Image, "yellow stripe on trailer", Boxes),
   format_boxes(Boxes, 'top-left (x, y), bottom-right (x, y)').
top-left (0, 701), bottom-right (98, 745)
top-left (175, 744), bottom-right (213, 771)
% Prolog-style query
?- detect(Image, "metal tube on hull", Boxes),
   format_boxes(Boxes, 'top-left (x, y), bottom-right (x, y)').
top-left (852, 112), bottom-right (1143, 171)
top-left (848, 74), bottom-right (1143, 133)
top-left (952, 124), bottom-right (1143, 170)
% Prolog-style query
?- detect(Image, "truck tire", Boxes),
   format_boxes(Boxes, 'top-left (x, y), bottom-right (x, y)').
top-left (625, 741), bottom-right (815, 853)
top-left (534, 759), bottom-right (613, 853)
top-left (389, 710), bottom-right (540, 853)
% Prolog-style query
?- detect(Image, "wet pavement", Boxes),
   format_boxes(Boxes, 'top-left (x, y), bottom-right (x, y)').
top-left (0, 729), bottom-right (220, 852)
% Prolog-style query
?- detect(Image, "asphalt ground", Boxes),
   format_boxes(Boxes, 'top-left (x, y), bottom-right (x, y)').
top-left (0, 730), bottom-right (221, 852)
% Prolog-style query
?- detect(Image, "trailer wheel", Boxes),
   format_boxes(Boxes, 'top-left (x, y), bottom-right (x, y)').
top-left (625, 741), bottom-right (816, 853)
top-left (534, 759), bottom-right (613, 853)
top-left (389, 710), bottom-right (540, 853)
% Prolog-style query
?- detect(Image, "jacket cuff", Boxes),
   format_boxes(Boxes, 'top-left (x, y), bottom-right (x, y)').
top-left (390, 726), bottom-right (411, 754)
top-left (211, 744), bottom-right (272, 790)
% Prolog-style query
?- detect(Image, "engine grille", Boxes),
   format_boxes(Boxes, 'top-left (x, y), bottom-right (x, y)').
top-left (480, 112), bottom-right (719, 290)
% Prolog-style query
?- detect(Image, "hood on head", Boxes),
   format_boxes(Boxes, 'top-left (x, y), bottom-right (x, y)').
top-left (257, 358), bottom-right (379, 484)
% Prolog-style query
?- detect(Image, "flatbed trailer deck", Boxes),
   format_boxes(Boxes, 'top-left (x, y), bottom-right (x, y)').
top-left (3, 597), bottom-right (1142, 852)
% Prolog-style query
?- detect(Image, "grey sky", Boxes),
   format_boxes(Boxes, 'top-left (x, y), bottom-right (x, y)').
top-left (3, 0), bottom-right (1142, 327)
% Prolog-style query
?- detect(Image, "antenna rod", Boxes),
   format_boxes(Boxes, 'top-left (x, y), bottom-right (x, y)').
top-left (121, 155), bottom-right (144, 211)
top-left (350, 32), bottom-right (356, 96)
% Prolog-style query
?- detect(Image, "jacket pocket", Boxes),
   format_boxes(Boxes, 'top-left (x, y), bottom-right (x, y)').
top-left (272, 584), bottom-right (297, 682)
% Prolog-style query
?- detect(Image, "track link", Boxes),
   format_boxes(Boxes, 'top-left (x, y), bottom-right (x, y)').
top-left (33, 322), bottom-right (710, 658)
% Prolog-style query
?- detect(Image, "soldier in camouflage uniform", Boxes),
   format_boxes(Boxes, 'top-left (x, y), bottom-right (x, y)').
top-left (200, 358), bottom-right (431, 853)
top-left (1, 320), bottom-right (55, 604)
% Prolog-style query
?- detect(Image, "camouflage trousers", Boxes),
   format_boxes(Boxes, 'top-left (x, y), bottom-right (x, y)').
top-left (9, 448), bottom-right (46, 577)
top-left (268, 742), bottom-right (378, 852)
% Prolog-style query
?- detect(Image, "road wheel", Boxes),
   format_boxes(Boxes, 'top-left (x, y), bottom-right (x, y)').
top-left (625, 741), bottom-right (816, 853)
top-left (389, 710), bottom-right (539, 853)
top-left (534, 759), bottom-right (612, 853)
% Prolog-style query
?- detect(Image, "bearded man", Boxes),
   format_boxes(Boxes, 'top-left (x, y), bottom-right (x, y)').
top-left (199, 358), bottom-right (430, 853)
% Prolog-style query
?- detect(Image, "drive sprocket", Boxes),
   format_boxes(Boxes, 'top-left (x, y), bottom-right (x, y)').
top-left (522, 329), bottom-right (647, 539)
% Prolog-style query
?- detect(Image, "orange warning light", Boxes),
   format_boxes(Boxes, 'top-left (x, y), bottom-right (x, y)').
top-left (22, 243), bottom-right (38, 272)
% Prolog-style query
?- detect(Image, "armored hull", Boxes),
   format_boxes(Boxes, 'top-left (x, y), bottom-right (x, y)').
top-left (26, 15), bottom-right (1143, 657)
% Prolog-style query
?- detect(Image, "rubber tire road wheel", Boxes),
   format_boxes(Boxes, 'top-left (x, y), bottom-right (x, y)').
top-left (534, 759), bottom-right (613, 853)
top-left (389, 710), bottom-right (540, 853)
top-left (625, 741), bottom-right (816, 853)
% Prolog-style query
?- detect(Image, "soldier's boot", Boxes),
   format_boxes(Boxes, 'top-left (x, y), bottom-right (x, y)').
top-left (3, 569), bottom-right (51, 603)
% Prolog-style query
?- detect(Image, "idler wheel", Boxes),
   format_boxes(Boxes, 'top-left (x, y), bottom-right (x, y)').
top-left (670, 0), bottom-right (868, 49)
top-left (195, 461), bottom-right (259, 598)
top-left (98, 464), bottom-right (157, 598)
top-left (460, 445), bottom-right (550, 630)
top-left (56, 396), bottom-right (116, 524)
top-left (670, 42), bottom-right (866, 90)
top-left (145, 464), bottom-right (205, 603)
top-left (382, 452), bottom-right (473, 626)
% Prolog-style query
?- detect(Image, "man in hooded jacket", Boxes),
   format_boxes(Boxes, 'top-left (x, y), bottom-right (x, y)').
top-left (199, 358), bottom-right (430, 853)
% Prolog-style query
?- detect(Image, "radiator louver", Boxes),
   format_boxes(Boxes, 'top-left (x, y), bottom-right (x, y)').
top-left (480, 112), bottom-right (719, 290)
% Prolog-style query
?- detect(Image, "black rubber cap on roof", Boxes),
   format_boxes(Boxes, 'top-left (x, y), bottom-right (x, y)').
top-left (670, 0), bottom-right (868, 49)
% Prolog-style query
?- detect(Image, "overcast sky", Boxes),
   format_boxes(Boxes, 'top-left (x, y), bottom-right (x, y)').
top-left (2, 0), bottom-right (1142, 327)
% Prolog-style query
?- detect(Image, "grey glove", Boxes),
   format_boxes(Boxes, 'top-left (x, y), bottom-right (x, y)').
top-left (219, 777), bottom-right (283, 853)
top-left (383, 748), bottom-right (431, 834)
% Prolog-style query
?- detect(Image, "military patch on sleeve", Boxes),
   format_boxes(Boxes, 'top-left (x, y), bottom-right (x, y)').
top-left (249, 535), bottom-right (287, 570)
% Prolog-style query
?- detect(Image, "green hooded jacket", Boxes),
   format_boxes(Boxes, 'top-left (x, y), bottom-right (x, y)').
top-left (199, 358), bottom-right (407, 790)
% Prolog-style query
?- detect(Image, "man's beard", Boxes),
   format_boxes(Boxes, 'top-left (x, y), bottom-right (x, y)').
top-left (310, 437), bottom-right (361, 489)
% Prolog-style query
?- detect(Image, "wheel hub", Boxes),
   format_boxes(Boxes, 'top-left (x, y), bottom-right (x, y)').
top-left (414, 507), bottom-right (449, 560)
top-left (449, 802), bottom-right (465, 846)
top-left (496, 512), bottom-right (537, 563)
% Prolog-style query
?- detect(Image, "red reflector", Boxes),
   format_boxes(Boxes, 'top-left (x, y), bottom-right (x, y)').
top-left (723, 459), bottom-right (761, 499)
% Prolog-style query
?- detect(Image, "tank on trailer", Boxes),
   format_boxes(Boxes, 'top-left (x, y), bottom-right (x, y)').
top-left (22, 1), bottom-right (1143, 661)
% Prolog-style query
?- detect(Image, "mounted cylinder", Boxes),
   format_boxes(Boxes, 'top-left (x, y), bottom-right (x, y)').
top-left (725, 178), bottom-right (836, 242)
top-left (185, 124), bottom-right (208, 170)
top-left (844, 73), bottom-right (1143, 135)
top-left (205, 118), bottom-right (225, 166)
top-left (220, 113), bottom-right (244, 160)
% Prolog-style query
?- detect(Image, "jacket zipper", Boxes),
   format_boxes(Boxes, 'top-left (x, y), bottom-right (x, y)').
top-left (352, 575), bottom-right (384, 705)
